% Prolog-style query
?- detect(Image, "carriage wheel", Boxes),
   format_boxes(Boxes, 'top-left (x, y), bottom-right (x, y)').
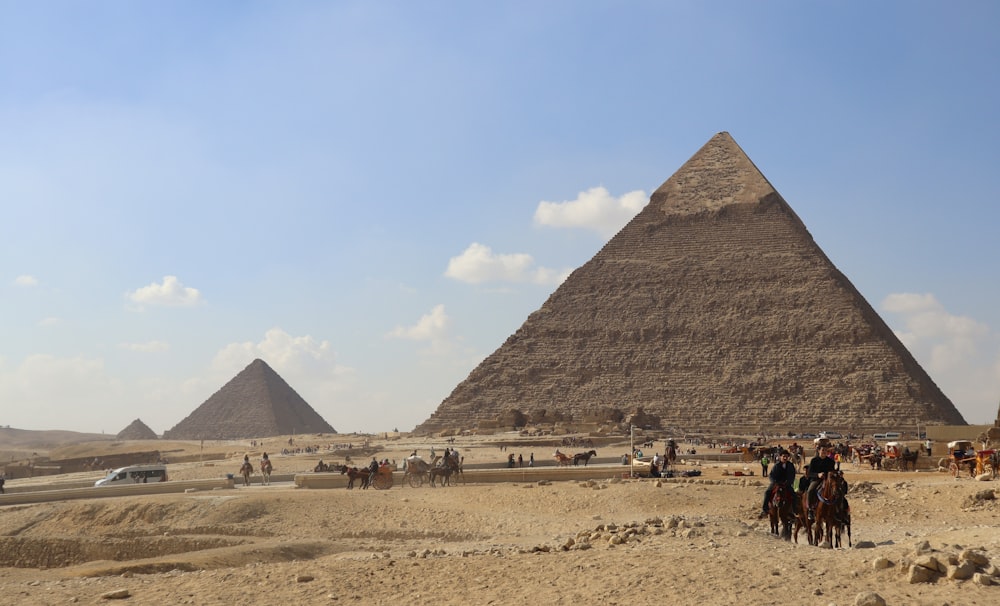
top-left (949, 461), bottom-right (960, 478)
top-left (406, 472), bottom-right (424, 488)
top-left (373, 474), bottom-right (392, 490)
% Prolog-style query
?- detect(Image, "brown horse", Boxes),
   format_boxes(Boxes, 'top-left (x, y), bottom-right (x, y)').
top-left (429, 465), bottom-right (452, 487)
top-left (814, 470), bottom-right (848, 548)
top-left (443, 454), bottom-right (464, 484)
top-left (341, 466), bottom-right (370, 489)
top-left (572, 450), bottom-right (597, 466)
top-left (239, 461), bottom-right (253, 486)
top-left (899, 449), bottom-right (919, 471)
top-left (767, 483), bottom-right (795, 540)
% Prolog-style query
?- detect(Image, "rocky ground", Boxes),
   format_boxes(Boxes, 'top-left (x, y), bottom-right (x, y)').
top-left (1, 435), bottom-right (999, 605)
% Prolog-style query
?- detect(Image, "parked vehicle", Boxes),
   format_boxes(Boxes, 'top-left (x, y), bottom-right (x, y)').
top-left (95, 464), bottom-right (168, 487)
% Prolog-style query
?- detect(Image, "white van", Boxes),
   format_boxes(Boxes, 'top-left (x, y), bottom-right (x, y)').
top-left (95, 465), bottom-right (168, 487)
top-left (873, 432), bottom-right (901, 440)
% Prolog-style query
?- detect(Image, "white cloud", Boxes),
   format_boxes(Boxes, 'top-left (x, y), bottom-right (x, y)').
top-left (881, 292), bottom-right (1000, 424)
top-left (386, 303), bottom-right (467, 358)
top-left (119, 340), bottom-right (170, 353)
top-left (534, 186), bottom-right (647, 237)
top-left (388, 304), bottom-right (449, 341)
top-left (14, 275), bottom-right (38, 287)
top-left (38, 317), bottom-right (60, 327)
top-left (126, 275), bottom-right (203, 309)
top-left (445, 243), bottom-right (570, 285)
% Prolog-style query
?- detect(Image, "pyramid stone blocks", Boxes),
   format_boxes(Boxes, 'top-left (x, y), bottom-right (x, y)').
top-left (415, 132), bottom-right (966, 435)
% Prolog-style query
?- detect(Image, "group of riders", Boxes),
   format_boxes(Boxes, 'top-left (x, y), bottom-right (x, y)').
top-left (241, 452), bottom-right (271, 471)
top-left (760, 444), bottom-right (848, 522)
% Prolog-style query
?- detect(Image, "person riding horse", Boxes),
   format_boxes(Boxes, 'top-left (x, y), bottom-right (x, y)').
top-left (805, 445), bottom-right (841, 520)
top-left (761, 450), bottom-right (796, 518)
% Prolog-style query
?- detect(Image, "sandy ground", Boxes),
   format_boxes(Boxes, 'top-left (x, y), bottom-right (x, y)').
top-left (2, 435), bottom-right (999, 605)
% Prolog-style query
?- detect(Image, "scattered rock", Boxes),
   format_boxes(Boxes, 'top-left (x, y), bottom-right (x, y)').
top-left (854, 591), bottom-right (886, 606)
top-left (946, 561), bottom-right (976, 580)
top-left (960, 549), bottom-right (990, 566)
top-left (101, 589), bottom-right (131, 600)
top-left (907, 564), bottom-right (937, 584)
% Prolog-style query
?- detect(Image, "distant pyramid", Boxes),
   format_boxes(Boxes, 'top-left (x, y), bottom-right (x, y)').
top-left (116, 418), bottom-right (158, 440)
top-left (415, 132), bottom-right (967, 435)
top-left (163, 359), bottom-right (336, 440)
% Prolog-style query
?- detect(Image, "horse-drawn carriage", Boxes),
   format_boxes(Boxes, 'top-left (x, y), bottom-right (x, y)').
top-left (946, 441), bottom-right (977, 478)
top-left (944, 441), bottom-right (998, 479)
top-left (404, 456), bottom-right (431, 487)
top-left (403, 455), bottom-right (463, 487)
top-left (850, 444), bottom-right (881, 469)
top-left (881, 442), bottom-right (918, 471)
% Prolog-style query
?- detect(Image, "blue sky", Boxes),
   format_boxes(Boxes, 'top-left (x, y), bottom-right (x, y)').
top-left (2, 1), bottom-right (999, 434)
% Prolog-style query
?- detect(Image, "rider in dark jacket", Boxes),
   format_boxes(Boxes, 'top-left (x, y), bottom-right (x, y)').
top-left (805, 446), bottom-right (837, 517)
top-left (761, 451), bottom-right (796, 517)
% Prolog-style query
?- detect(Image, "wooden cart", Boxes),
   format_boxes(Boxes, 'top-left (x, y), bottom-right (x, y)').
top-left (371, 464), bottom-right (394, 490)
top-left (947, 440), bottom-right (977, 479)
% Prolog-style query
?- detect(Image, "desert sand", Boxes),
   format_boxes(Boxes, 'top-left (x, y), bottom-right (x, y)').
top-left (1, 434), bottom-right (999, 606)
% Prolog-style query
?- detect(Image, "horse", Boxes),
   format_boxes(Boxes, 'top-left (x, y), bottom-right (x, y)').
top-left (429, 465), bottom-right (452, 487)
top-left (792, 488), bottom-right (814, 546)
top-left (442, 454), bottom-right (464, 483)
top-left (767, 482), bottom-right (795, 541)
top-left (813, 470), bottom-right (848, 548)
top-left (572, 450), bottom-right (597, 466)
top-left (341, 466), bottom-right (370, 489)
top-left (239, 461), bottom-right (253, 487)
top-left (260, 459), bottom-right (273, 485)
top-left (900, 449), bottom-right (919, 471)
top-left (554, 451), bottom-right (572, 466)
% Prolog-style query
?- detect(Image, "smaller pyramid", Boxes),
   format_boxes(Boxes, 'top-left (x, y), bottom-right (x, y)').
top-left (116, 418), bottom-right (158, 440)
top-left (162, 359), bottom-right (336, 440)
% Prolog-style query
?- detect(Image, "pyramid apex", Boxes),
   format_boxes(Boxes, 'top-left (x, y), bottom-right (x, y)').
top-left (650, 131), bottom-right (776, 217)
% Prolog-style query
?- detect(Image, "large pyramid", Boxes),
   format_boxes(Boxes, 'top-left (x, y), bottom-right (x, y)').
top-left (415, 132), bottom-right (967, 435)
top-left (163, 358), bottom-right (336, 440)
